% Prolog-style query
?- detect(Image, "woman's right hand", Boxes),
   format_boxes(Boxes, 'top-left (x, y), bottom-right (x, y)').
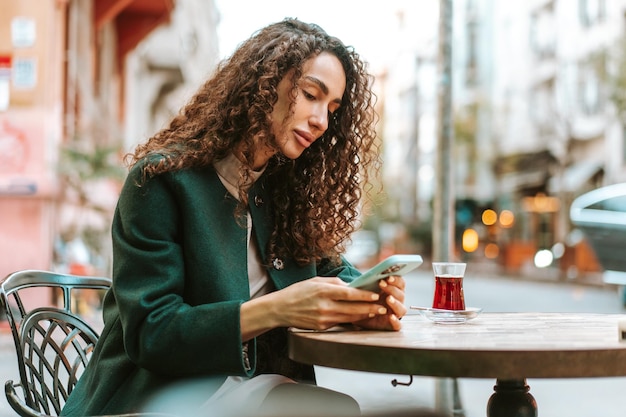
top-left (240, 277), bottom-right (386, 341)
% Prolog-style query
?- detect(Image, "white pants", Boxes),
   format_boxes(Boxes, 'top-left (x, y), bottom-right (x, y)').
top-left (201, 374), bottom-right (296, 415)
top-left (143, 374), bottom-right (359, 416)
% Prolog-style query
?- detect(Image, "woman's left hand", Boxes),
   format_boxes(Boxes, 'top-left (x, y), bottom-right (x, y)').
top-left (353, 275), bottom-right (407, 331)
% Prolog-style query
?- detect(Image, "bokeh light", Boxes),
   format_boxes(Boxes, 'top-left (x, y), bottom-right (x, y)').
top-left (551, 242), bottom-right (565, 259)
top-left (482, 209), bottom-right (497, 226)
top-left (462, 228), bottom-right (479, 253)
top-left (484, 243), bottom-right (499, 259)
top-left (534, 249), bottom-right (554, 268)
top-left (499, 210), bottom-right (515, 228)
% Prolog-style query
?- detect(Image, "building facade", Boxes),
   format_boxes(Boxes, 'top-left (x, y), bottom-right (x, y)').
top-left (380, 0), bottom-right (624, 275)
top-left (0, 0), bottom-right (176, 277)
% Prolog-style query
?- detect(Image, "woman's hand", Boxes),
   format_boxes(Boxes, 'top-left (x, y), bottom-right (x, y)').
top-left (240, 277), bottom-right (390, 341)
top-left (353, 275), bottom-right (407, 331)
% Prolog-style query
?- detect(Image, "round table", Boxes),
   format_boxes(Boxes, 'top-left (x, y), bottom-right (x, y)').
top-left (288, 312), bottom-right (626, 417)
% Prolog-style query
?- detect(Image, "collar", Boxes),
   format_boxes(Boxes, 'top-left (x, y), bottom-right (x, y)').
top-left (213, 153), bottom-right (266, 197)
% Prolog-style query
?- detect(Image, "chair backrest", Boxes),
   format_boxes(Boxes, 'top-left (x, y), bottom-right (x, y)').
top-left (0, 270), bottom-right (111, 416)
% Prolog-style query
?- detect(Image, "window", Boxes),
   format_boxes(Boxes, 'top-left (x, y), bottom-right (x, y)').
top-left (578, 53), bottom-right (607, 115)
top-left (530, 5), bottom-right (556, 59)
top-left (530, 80), bottom-right (556, 133)
top-left (580, 69), bottom-right (600, 115)
top-left (579, 0), bottom-right (606, 27)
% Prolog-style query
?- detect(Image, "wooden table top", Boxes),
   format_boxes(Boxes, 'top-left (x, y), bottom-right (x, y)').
top-left (288, 312), bottom-right (626, 379)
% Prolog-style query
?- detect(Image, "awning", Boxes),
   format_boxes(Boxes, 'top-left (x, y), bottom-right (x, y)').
top-left (494, 150), bottom-right (555, 192)
top-left (548, 161), bottom-right (603, 193)
top-left (94, 0), bottom-right (175, 58)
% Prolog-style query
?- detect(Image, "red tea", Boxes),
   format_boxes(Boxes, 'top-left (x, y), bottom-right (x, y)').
top-left (432, 275), bottom-right (465, 310)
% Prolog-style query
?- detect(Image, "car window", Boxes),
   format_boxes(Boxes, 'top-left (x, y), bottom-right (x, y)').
top-left (588, 195), bottom-right (626, 212)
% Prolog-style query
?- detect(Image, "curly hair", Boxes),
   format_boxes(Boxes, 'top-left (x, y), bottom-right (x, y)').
top-left (127, 18), bottom-right (380, 266)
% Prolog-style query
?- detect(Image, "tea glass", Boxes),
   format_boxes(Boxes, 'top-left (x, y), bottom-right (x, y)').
top-left (432, 262), bottom-right (466, 310)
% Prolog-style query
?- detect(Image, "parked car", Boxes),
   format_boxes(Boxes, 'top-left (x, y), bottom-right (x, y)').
top-left (570, 183), bottom-right (626, 290)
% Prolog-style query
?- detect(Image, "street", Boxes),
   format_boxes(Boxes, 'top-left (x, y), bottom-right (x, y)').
top-left (0, 269), bottom-right (624, 416)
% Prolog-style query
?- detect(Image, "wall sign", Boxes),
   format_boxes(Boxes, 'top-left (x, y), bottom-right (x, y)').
top-left (12, 57), bottom-right (37, 89)
top-left (11, 17), bottom-right (36, 48)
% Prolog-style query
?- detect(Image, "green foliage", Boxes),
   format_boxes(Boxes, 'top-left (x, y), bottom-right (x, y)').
top-left (56, 139), bottom-right (126, 273)
top-left (59, 141), bottom-right (125, 181)
top-left (58, 141), bottom-right (126, 210)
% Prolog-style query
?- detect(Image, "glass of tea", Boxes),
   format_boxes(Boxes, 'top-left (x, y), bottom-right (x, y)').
top-left (432, 262), bottom-right (466, 310)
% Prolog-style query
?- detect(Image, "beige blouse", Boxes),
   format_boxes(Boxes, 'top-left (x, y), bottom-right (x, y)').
top-left (213, 153), bottom-right (274, 299)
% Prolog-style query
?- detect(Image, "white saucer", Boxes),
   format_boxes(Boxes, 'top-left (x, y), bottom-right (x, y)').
top-left (410, 306), bottom-right (483, 324)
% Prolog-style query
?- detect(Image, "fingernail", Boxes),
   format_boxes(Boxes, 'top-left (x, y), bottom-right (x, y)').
top-left (379, 280), bottom-right (387, 288)
top-left (369, 313), bottom-right (375, 318)
top-left (378, 307), bottom-right (387, 314)
top-left (388, 296), bottom-right (395, 304)
top-left (388, 276), bottom-right (395, 283)
top-left (371, 294), bottom-right (380, 301)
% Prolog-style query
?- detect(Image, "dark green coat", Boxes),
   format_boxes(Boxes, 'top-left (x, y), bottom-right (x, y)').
top-left (61, 163), bottom-right (359, 416)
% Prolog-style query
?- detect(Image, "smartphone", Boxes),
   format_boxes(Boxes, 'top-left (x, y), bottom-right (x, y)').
top-left (348, 254), bottom-right (423, 291)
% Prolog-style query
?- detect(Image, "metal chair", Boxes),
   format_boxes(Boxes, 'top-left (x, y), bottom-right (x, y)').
top-left (0, 269), bottom-right (172, 417)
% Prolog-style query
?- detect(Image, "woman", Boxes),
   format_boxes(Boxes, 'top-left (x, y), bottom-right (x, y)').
top-left (61, 18), bottom-right (407, 416)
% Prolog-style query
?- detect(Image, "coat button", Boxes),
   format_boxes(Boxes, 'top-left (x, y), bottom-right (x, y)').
top-left (272, 258), bottom-right (284, 270)
top-left (254, 195), bottom-right (264, 207)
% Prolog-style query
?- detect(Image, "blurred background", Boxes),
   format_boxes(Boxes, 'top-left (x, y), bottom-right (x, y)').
top-left (1, 0), bottom-right (625, 290)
